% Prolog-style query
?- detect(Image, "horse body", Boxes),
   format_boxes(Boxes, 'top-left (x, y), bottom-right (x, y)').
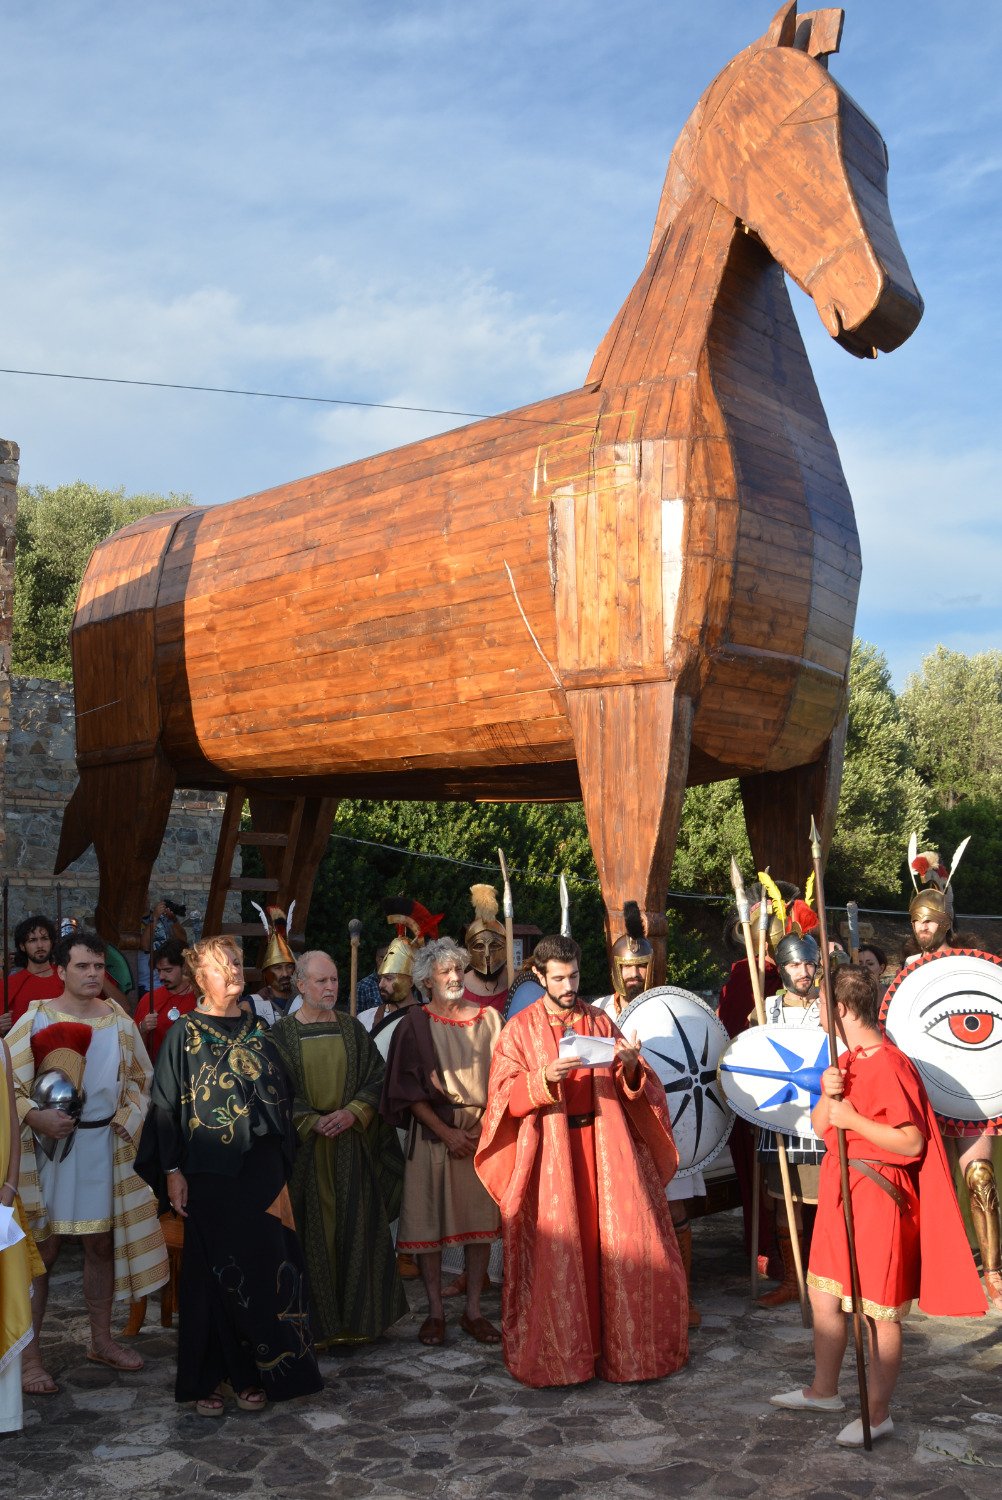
top-left (60, 4), bottom-right (922, 964)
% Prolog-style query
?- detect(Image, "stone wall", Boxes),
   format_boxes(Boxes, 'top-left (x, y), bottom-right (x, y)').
top-left (4, 675), bottom-right (235, 946)
top-left (0, 440), bottom-right (18, 880)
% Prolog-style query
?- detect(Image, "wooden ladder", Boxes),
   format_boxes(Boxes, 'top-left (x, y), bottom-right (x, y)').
top-left (202, 786), bottom-right (338, 976)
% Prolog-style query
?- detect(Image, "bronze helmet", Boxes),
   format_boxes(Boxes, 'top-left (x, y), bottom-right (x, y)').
top-left (610, 901), bottom-right (654, 1000)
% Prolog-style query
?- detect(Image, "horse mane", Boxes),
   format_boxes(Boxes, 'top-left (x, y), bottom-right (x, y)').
top-left (646, 3), bottom-right (844, 255)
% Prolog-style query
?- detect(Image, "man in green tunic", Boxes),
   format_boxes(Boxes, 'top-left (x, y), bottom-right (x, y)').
top-left (271, 952), bottom-right (407, 1347)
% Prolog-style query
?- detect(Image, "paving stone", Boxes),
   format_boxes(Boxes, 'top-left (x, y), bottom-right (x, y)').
top-left (7, 1224), bottom-right (999, 1500)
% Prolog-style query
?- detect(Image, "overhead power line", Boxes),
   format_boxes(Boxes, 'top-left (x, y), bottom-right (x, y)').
top-left (0, 365), bottom-right (591, 430)
top-left (328, 835), bottom-right (1002, 920)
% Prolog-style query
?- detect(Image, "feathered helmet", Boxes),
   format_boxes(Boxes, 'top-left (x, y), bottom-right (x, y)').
top-left (30, 1022), bottom-right (91, 1162)
top-left (382, 896), bottom-right (444, 946)
top-left (465, 884), bottom-right (506, 980)
top-left (723, 876), bottom-right (799, 954)
top-left (253, 902), bottom-right (296, 972)
top-left (611, 901), bottom-right (654, 999)
top-left (907, 832), bottom-right (969, 932)
top-left (759, 870), bottom-right (821, 956)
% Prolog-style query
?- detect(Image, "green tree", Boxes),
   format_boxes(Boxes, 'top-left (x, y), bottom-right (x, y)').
top-left (13, 482), bottom-right (191, 679)
top-left (899, 647), bottom-right (1002, 807)
top-left (667, 640), bottom-right (927, 906)
top-left (824, 639), bottom-right (928, 903)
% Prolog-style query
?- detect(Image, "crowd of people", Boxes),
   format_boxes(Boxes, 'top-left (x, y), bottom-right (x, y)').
top-left (0, 849), bottom-right (998, 1450)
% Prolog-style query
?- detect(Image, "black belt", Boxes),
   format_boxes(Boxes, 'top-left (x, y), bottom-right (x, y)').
top-left (78, 1116), bottom-right (115, 1130)
top-left (567, 1113), bottom-right (594, 1129)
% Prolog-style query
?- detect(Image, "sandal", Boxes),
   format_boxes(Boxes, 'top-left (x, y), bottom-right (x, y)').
top-left (220, 1380), bottom-right (266, 1412)
top-left (460, 1313), bottom-right (501, 1345)
top-left (196, 1389), bottom-right (225, 1418)
top-left (86, 1341), bottom-right (144, 1372)
top-left (418, 1316), bottom-right (446, 1346)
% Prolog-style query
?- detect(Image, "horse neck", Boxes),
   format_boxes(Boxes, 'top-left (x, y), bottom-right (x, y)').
top-left (588, 189), bottom-right (738, 394)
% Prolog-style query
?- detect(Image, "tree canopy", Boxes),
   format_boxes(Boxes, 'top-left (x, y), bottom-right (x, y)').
top-left (12, 482), bottom-right (190, 679)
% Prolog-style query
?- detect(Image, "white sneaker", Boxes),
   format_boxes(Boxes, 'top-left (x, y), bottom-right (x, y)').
top-left (836, 1416), bottom-right (894, 1446)
top-left (770, 1388), bottom-right (845, 1412)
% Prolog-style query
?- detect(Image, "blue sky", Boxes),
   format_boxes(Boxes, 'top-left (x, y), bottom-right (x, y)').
top-left (3, 1), bottom-right (1000, 686)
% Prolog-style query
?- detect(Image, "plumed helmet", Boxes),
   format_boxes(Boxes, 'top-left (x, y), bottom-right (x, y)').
top-left (906, 832), bottom-right (969, 937)
top-left (465, 885), bottom-right (507, 981)
top-left (30, 1021), bottom-right (91, 1092)
top-left (30, 1022), bottom-right (90, 1159)
top-left (383, 896), bottom-right (444, 945)
top-left (253, 902), bottom-right (296, 972)
top-left (610, 901), bottom-right (654, 999)
top-left (722, 879), bottom-right (798, 953)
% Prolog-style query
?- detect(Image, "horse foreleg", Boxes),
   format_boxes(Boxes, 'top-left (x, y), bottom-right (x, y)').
top-left (738, 715), bottom-right (847, 887)
top-left (82, 749), bottom-right (176, 950)
top-left (566, 682), bottom-right (694, 985)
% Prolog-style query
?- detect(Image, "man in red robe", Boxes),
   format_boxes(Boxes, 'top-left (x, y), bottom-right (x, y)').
top-left (133, 940), bottom-right (197, 1063)
top-left (476, 934), bottom-right (688, 1388)
top-left (4, 915), bottom-right (62, 1033)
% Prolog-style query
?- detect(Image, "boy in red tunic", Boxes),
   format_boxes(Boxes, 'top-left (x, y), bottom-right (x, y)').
top-left (771, 965), bottom-right (984, 1446)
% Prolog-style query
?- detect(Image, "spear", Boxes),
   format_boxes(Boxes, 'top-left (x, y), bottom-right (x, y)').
top-left (730, 857), bottom-right (809, 1325)
top-left (559, 874), bottom-right (571, 937)
top-left (846, 900), bottom-right (860, 964)
top-left (498, 849), bottom-right (516, 986)
top-left (56, 882), bottom-right (63, 934)
top-left (757, 876), bottom-right (771, 991)
top-left (348, 918), bottom-right (362, 1017)
top-left (810, 817), bottom-right (871, 1451)
top-left (2, 877), bottom-right (8, 1015)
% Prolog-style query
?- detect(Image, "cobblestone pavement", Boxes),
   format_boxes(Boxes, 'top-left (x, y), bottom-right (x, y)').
top-left (3, 1212), bottom-right (1000, 1499)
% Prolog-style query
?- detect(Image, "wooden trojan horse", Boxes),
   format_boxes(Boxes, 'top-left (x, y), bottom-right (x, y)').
top-left (58, 3), bottom-right (922, 977)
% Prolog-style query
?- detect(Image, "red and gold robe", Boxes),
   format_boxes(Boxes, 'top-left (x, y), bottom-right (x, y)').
top-left (475, 1000), bottom-right (688, 1387)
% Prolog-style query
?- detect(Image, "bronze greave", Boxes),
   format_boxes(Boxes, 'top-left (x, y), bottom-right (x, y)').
top-left (965, 1159), bottom-right (1002, 1274)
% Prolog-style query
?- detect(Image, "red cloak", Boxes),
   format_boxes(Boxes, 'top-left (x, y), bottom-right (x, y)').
top-left (475, 1000), bottom-right (688, 1387)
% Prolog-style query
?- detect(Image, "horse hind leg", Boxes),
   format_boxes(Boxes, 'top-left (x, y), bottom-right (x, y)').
top-left (566, 681), bottom-right (694, 986)
top-left (66, 751), bottom-right (176, 949)
top-left (739, 716), bottom-right (847, 887)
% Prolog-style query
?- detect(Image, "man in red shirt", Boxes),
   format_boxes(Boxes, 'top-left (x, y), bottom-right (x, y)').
top-left (133, 940), bottom-right (197, 1062)
top-left (4, 915), bottom-right (62, 1032)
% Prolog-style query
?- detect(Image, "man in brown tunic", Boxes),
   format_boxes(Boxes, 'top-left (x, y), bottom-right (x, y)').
top-left (381, 937), bottom-right (501, 1347)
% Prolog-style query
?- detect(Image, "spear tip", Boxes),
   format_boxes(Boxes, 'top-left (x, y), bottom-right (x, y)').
top-left (809, 815), bottom-right (821, 856)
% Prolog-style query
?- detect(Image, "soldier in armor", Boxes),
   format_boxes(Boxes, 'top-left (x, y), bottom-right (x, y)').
top-left (906, 840), bottom-right (1002, 1311)
top-left (462, 886), bottom-right (509, 1013)
top-left (755, 912), bottom-right (827, 1310)
top-left (593, 902), bottom-right (653, 1022)
top-left (247, 905), bottom-right (301, 1026)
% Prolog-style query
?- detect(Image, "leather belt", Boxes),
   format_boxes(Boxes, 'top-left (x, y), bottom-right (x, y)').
top-left (78, 1116), bottom-right (115, 1130)
top-left (848, 1157), bottom-right (908, 1210)
top-left (567, 1113), bottom-right (595, 1129)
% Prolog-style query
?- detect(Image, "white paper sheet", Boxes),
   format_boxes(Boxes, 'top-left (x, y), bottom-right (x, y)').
top-left (0, 1202), bottom-right (26, 1251)
top-left (557, 1033), bottom-right (618, 1068)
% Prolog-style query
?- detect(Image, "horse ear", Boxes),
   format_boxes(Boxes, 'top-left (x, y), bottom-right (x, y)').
top-left (794, 9), bottom-right (845, 61)
top-left (765, 1), bottom-right (799, 47)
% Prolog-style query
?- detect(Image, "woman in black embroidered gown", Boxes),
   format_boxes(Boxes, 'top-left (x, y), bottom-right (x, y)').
top-left (137, 935), bottom-right (322, 1415)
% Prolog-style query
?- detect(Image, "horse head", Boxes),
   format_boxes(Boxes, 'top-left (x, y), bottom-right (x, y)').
top-left (659, 2), bottom-right (923, 358)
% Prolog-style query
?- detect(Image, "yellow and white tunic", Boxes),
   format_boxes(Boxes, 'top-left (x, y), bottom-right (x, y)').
top-left (7, 1000), bottom-right (168, 1301)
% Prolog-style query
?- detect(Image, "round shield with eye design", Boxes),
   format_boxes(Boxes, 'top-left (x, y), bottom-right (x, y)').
top-left (880, 948), bottom-right (1002, 1132)
top-left (619, 985), bottom-right (734, 1177)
